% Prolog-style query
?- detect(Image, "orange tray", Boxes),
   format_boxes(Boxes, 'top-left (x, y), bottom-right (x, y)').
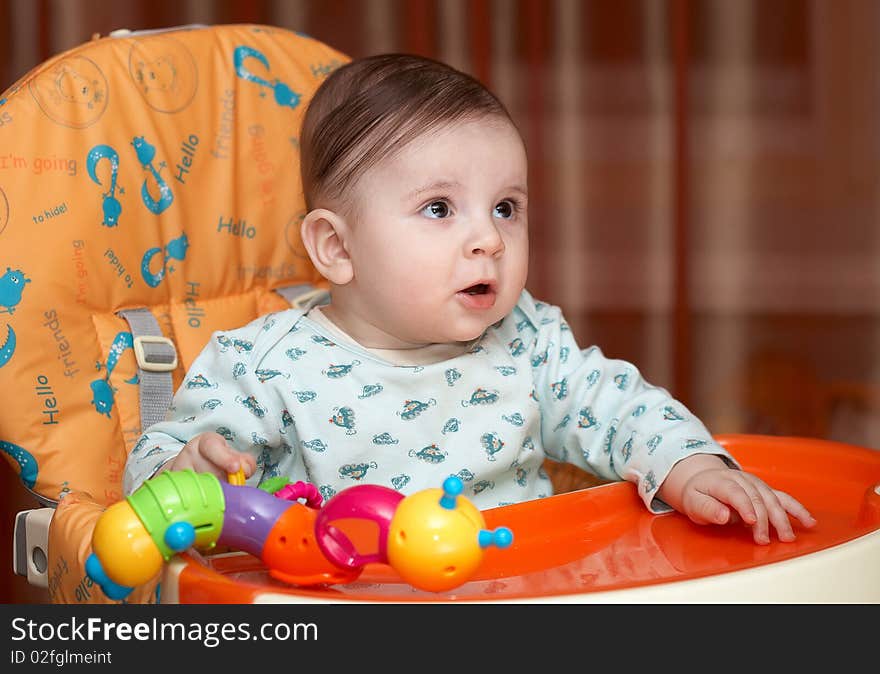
top-left (160, 434), bottom-right (880, 603)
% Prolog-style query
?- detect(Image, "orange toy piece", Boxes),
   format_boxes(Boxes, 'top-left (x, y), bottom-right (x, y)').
top-left (261, 502), bottom-right (360, 587)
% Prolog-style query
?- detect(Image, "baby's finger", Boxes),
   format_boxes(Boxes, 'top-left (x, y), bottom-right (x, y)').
top-left (176, 453), bottom-right (225, 479)
top-left (734, 476), bottom-right (772, 544)
top-left (237, 453), bottom-right (257, 478)
top-left (684, 490), bottom-right (730, 525)
top-left (197, 434), bottom-right (240, 473)
top-left (753, 482), bottom-right (795, 542)
top-left (775, 490), bottom-right (817, 529)
top-left (707, 477), bottom-right (769, 542)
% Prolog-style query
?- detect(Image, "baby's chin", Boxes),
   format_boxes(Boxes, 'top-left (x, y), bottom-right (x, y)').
top-left (442, 321), bottom-right (499, 344)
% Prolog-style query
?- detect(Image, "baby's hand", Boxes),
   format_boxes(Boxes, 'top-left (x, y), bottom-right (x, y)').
top-left (659, 454), bottom-right (817, 544)
top-left (163, 432), bottom-right (256, 482)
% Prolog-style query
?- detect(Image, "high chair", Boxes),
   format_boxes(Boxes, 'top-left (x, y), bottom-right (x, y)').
top-left (3, 24), bottom-right (879, 604)
top-left (2, 22), bottom-right (343, 603)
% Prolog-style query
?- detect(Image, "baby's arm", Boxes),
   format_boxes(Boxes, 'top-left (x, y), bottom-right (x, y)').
top-left (122, 318), bottom-right (279, 495)
top-left (525, 296), bottom-right (814, 542)
top-left (658, 453), bottom-right (815, 544)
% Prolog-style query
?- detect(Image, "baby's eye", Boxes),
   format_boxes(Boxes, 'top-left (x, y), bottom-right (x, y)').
top-left (421, 200), bottom-right (451, 219)
top-left (494, 200), bottom-right (516, 219)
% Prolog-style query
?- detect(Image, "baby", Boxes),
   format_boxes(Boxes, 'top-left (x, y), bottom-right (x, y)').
top-left (123, 53), bottom-right (815, 545)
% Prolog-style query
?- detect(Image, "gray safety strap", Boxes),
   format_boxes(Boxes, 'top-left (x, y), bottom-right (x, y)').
top-left (273, 283), bottom-right (329, 310)
top-left (115, 289), bottom-right (321, 432)
top-left (117, 308), bottom-right (178, 432)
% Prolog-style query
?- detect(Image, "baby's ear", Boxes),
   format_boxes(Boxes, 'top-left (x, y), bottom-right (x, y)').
top-left (300, 208), bottom-right (353, 285)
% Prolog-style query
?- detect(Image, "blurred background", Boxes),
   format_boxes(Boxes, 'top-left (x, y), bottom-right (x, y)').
top-left (3, 0), bottom-right (880, 602)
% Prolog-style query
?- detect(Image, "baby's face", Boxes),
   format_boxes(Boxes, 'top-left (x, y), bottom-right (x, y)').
top-left (340, 117), bottom-right (529, 347)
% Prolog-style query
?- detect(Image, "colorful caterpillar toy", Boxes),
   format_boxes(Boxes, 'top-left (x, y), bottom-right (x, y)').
top-left (85, 471), bottom-right (513, 600)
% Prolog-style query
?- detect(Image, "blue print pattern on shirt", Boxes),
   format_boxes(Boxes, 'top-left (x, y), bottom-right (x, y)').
top-left (123, 290), bottom-right (735, 511)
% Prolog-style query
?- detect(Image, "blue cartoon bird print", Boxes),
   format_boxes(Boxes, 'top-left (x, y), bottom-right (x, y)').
top-left (329, 406), bottom-right (356, 434)
top-left (577, 406), bottom-right (600, 430)
top-left (358, 383), bottom-right (383, 399)
top-left (391, 474), bottom-right (411, 490)
top-left (302, 438), bottom-right (328, 452)
top-left (280, 408), bottom-right (294, 430)
top-left (0, 267), bottom-right (30, 315)
top-left (236, 394), bottom-right (267, 418)
top-left (551, 378), bottom-right (569, 400)
top-left (186, 373), bottom-right (218, 389)
top-left (255, 368), bottom-right (288, 382)
top-left (456, 468), bottom-right (475, 482)
top-left (408, 443), bottom-right (447, 464)
top-left (472, 480), bottom-right (495, 495)
top-left (480, 432), bottom-right (505, 461)
top-left (461, 387), bottom-right (500, 407)
top-left (339, 461), bottom-right (378, 481)
top-left (322, 360), bottom-right (360, 378)
top-left (441, 418), bottom-right (461, 434)
top-left (0, 268), bottom-right (30, 369)
top-left (662, 405), bottom-right (685, 421)
top-left (502, 412), bottom-right (524, 427)
top-left (398, 398), bottom-right (436, 420)
top-left (507, 337), bottom-right (526, 357)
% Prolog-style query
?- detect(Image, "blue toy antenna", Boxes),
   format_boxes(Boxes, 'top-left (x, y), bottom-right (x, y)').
top-left (164, 521), bottom-right (196, 552)
top-left (439, 475), bottom-right (464, 509)
top-left (478, 527), bottom-right (514, 549)
top-left (85, 553), bottom-right (133, 601)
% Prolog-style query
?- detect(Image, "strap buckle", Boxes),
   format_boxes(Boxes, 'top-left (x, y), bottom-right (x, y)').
top-left (133, 335), bottom-right (178, 372)
top-left (290, 287), bottom-right (328, 309)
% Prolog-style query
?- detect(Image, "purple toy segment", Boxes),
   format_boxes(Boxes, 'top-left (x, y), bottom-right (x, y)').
top-left (219, 481), bottom-right (291, 555)
top-left (314, 484), bottom-right (404, 567)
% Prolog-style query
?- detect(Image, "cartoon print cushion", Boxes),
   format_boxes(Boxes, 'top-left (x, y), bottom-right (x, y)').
top-left (0, 24), bottom-right (344, 506)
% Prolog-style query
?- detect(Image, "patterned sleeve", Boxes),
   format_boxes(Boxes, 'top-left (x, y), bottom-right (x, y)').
top-left (523, 295), bottom-right (739, 512)
top-left (122, 312), bottom-right (295, 495)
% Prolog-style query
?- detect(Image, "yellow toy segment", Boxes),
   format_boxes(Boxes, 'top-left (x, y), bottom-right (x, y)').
top-left (227, 468), bottom-right (246, 486)
top-left (90, 500), bottom-right (163, 588)
top-left (387, 488), bottom-right (488, 593)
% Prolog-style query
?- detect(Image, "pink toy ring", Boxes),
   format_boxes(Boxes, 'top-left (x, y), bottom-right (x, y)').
top-left (314, 484), bottom-right (404, 568)
top-left (273, 480), bottom-right (323, 509)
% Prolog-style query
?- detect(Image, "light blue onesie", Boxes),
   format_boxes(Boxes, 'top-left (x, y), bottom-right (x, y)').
top-left (123, 290), bottom-right (736, 510)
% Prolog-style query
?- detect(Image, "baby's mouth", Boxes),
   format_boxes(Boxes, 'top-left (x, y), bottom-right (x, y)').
top-left (456, 281), bottom-right (497, 310)
top-left (462, 283), bottom-right (490, 295)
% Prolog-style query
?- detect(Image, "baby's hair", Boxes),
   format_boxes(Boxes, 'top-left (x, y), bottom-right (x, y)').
top-left (300, 53), bottom-right (516, 212)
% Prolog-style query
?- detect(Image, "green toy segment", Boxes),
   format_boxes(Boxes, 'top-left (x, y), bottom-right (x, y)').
top-left (257, 476), bottom-right (291, 494)
top-left (127, 469), bottom-right (225, 560)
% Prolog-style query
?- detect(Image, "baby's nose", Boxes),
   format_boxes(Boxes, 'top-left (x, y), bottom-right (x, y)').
top-left (469, 220), bottom-right (505, 257)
